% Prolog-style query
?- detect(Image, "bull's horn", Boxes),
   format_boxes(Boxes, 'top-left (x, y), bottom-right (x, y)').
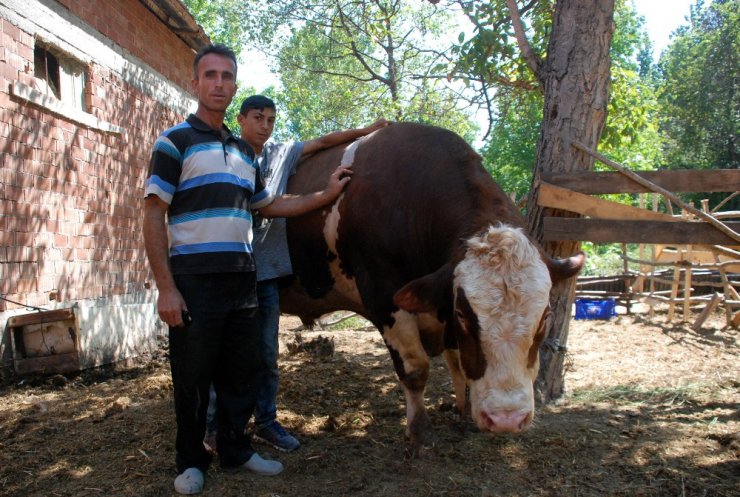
top-left (547, 252), bottom-right (586, 284)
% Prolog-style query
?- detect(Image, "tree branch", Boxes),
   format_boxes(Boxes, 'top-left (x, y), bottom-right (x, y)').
top-left (505, 0), bottom-right (543, 82)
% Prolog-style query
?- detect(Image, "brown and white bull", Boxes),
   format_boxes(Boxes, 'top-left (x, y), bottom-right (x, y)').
top-left (280, 123), bottom-right (584, 451)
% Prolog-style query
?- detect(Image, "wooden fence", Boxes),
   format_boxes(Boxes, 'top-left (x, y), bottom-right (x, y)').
top-left (540, 145), bottom-right (739, 329)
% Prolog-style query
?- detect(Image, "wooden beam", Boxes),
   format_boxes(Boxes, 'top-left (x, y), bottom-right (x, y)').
top-left (571, 142), bottom-right (740, 244)
top-left (538, 183), bottom-right (677, 221)
top-left (543, 219), bottom-right (740, 245)
top-left (7, 308), bottom-right (75, 327)
top-left (541, 169), bottom-right (740, 194)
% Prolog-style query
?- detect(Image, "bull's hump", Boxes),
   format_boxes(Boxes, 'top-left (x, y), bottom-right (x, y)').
top-left (339, 129), bottom-right (381, 167)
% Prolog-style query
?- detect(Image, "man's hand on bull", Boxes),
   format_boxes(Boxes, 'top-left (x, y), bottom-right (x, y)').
top-left (322, 164), bottom-right (353, 201)
top-left (365, 118), bottom-right (391, 133)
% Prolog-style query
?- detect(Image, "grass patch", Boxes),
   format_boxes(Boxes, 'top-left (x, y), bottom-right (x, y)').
top-left (320, 312), bottom-right (374, 331)
top-left (569, 384), bottom-right (701, 405)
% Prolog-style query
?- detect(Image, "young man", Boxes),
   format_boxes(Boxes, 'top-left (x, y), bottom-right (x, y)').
top-left (143, 45), bottom-right (352, 495)
top-left (234, 95), bottom-right (388, 452)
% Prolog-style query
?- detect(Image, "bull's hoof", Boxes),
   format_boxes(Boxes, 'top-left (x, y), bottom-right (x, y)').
top-left (404, 413), bottom-right (437, 458)
top-left (403, 435), bottom-right (437, 459)
top-left (404, 441), bottom-right (421, 459)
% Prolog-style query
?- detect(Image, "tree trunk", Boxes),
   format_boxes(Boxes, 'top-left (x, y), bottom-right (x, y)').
top-left (526, 0), bottom-right (615, 404)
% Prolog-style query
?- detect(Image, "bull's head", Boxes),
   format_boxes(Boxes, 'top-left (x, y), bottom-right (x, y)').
top-left (394, 224), bottom-right (584, 434)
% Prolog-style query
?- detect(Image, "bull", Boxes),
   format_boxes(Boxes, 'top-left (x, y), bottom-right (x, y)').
top-left (279, 122), bottom-right (584, 452)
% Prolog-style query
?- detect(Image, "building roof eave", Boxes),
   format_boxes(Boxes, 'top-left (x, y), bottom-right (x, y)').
top-left (139, 0), bottom-right (211, 52)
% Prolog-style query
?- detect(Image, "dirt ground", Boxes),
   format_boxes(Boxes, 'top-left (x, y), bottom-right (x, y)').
top-left (0, 308), bottom-right (738, 497)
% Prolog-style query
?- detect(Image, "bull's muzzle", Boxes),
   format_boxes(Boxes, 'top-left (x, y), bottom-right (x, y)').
top-left (480, 409), bottom-right (532, 433)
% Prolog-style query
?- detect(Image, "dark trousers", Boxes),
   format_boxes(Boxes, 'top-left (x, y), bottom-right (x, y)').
top-left (169, 272), bottom-right (263, 473)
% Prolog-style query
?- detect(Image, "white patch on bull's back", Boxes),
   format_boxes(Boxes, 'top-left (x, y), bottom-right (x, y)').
top-left (322, 131), bottom-right (379, 307)
top-left (322, 192), bottom-right (363, 305)
top-left (339, 130), bottom-right (379, 167)
top-left (454, 225), bottom-right (552, 431)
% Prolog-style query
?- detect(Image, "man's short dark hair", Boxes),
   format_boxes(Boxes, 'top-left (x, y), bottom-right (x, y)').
top-left (240, 95), bottom-right (276, 116)
top-left (193, 44), bottom-right (238, 78)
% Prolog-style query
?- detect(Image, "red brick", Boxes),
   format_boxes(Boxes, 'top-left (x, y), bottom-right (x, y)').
top-left (2, 20), bottom-right (21, 42)
top-left (75, 248), bottom-right (91, 261)
top-left (53, 233), bottom-right (68, 248)
top-left (3, 183), bottom-right (22, 201)
top-left (35, 176), bottom-right (52, 191)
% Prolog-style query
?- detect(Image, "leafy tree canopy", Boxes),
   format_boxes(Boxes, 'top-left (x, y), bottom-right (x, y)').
top-left (475, 0), bottom-right (664, 200)
top-left (658, 0), bottom-right (738, 171)
top-left (181, 0), bottom-right (250, 50)
top-left (265, 0), bottom-right (478, 141)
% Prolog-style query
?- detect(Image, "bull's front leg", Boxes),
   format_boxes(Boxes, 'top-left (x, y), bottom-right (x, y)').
top-left (383, 310), bottom-right (433, 456)
top-left (443, 348), bottom-right (468, 418)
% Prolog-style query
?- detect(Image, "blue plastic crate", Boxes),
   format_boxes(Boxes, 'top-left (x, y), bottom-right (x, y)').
top-left (574, 298), bottom-right (617, 320)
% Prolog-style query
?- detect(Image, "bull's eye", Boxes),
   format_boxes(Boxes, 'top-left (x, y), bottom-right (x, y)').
top-left (455, 308), bottom-right (468, 332)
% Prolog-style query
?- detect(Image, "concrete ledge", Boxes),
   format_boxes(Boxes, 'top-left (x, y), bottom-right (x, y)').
top-left (11, 81), bottom-right (125, 135)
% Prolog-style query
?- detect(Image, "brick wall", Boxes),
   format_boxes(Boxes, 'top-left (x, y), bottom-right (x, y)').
top-left (58, 0), bottom-right (195, 89)
top-left (0, 1), bottom-right (197, 311)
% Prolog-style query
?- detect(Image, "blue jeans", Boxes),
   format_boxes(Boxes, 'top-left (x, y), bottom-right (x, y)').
top-left (254, 278), bottom-right (281, 427)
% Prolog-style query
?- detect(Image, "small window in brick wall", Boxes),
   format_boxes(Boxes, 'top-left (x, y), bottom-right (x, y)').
top-left (33, 43), bottom-right (88, 112)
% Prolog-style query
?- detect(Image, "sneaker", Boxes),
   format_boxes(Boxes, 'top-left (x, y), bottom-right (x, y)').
top-left (242, 452), bottom-right (284, 475)
top-left (174, 468), bottom-right (204, 495)
top-left (253, 421), bottom-right (300, 452)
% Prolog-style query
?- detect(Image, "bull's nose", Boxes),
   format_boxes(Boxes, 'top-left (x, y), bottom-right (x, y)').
top-left (483, 410), bottom-right (531, 433)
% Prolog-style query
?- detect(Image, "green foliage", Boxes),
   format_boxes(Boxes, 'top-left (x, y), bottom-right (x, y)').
top-left (656, 0), bottom-right (739, 211)
top-left (658, 0), bottom-right (739, 171)
top-left (481, 89), bottom-right (541, 199)
top-left (451, 0), bottom-right (552, 92)
top-left (181, 0), bottom-right (251, 54)
top-left (599, 1), bottom-right (663, 165)
top-left (261, 0), bottom-right (477, 141)
top-left (580, 242), bottom-right (627, 277)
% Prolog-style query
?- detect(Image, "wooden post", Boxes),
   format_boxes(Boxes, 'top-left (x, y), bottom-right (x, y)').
top-left (648, 244), bottom-right (657, 318)
top-left (692, 293), bottom-right (722, 331)
top-left (714, 252), bottom-right (739, 325)
top-left (668, 247), bottom-right (684, 322)
top-left (683, 249), bottom-right (692, 321)
top-left (636, 195), bottom-right (646, 293)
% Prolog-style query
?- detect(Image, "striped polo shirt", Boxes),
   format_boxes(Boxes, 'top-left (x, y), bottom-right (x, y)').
top-left (145, 114), bottom-right (274, 274)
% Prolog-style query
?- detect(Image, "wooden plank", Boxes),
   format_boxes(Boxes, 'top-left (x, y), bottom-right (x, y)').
top-left (538, 183), bottom-right (677, 221)
top-left (541, 169), bottom-right (740, 194)
top-left (571, 144), bottom-right (740, 243)
top-left (13, 352), bottom-right (81, 375)
top-left (692, 293), bottom-right (723, 331)
top-left (542, 219), bottom-right (740, 245)
top-left (7, 309), bottom-right (75, 327)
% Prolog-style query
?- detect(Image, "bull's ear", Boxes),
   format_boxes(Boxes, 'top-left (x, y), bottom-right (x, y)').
top-left (393, 263), bottom-right (454, 313)
top-left (547, 252), bottom-right (586, 284)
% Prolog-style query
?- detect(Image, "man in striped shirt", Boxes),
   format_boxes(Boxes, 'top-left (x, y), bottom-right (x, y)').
top-left (143, 44), bottom-right (351, 495)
